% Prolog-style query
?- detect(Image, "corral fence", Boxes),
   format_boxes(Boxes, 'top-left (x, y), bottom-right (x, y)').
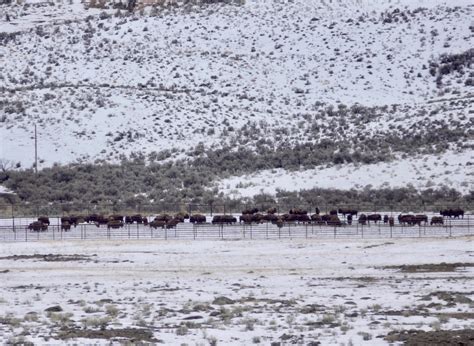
top-left (0, 201), bottom-right (472, 219)
top-left (0, 211), bottom-right (472, 243)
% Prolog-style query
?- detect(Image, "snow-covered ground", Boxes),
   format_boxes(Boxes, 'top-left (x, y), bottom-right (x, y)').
top-left (0, 0), bottom-right (473, 167)
top-left (216, 149), bottom-right (474, 197)
top-left (0, 237), bottom-right (473, 344)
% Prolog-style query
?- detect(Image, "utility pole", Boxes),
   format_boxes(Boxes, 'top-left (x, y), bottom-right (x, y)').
top-left (34, 123), bottom-right (38, 174)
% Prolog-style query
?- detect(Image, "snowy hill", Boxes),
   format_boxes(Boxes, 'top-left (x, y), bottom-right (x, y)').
top-left (0, 0), bottom-right (473, 196)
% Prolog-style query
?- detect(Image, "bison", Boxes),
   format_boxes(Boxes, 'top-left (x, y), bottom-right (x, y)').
top-left (149, 220), bottom-right (166, 229)
top-left (61, 221), bottom-right (71, 232)
top-left (28, 221), bottom-right (47, 232)
top-left (154, 214), bottom-right (173, 223)
top-left (242, 208), bottom-right (259, 215)
top-left (212, 215), bottom-right (237, 224)
top-left (358, 214), bottom-right (367, 225)
top-left (289, 208), bottom-right (307, 215)
top-left (38, 216), bottom-right (50, 225)
top-left (367, 214), bottom-right (382, 224)
top-left (189, 214), bottom-right (206, 224)
top-left (440, 209), bottom-right (464, 219)
top-left (338, 208), bottom-right (358, 217)
top-left (430, 216), bottom-right (444, 225)
top-left (327, 215), bottom-right (342, 226)
top-left (107, 220), bottom-right (124, 229)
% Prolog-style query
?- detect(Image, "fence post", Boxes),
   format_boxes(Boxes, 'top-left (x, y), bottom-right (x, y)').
top-left (334, 226), bottom-right (336, 239)
top-left (25, 227), bottom-right (27, 242)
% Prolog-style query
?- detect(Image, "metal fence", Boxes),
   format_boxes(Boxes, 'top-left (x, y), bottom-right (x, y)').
top-left (0, 202), bottom-right (472, 219)
top-left (0, 214), bottom-right (472, 242)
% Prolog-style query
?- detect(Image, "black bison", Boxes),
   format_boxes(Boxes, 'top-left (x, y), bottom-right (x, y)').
top-left (289, 208), bottom-right (307, 215)
top-left (358, 214), bottom-right (367, 225)
top-left (327, 215), bottom-right (342, 226)
top-left (242, 208), bottom-right (259, 215)
top-left (266, 207), bottom-right (277, 214)
top-left (329, 210), bottom-right (338, 216)
top-left (440, 209), bottom-right (464, 218)
top-left (28, 221), bottom-right (47, 232)
top-left (38, 216), bottom-right (50, 225)
top-left (189, 214), bottom-right (206, 224)
top-left (107, 220), bottom-right (124, 229)
top-left (149, 220), bottom-right (166, 229)
top-left (109, 214), bottom-right (124, 222)
top-left (212, 215), bottom-right (237, 224)
top-left (87, 214), bottom-right (108, 224)
top-left (388, 217), bottom-right (394, 227)
top-left (175, 212), bottom-right (190, 220)
top-left (154, 214), bottom-right (173, 223)
top-left (338, 208), bottom-right (358, 216)
top-left (347, 214), bottom-right (353, 225)
top-left (367, 214), bottom-right (382, 224)
top-left (430, 216), bottom-right (444, 225)
top-left (61, 221), bottom-right (71, 231)
top-left (125, 214), bottom-right (146, 224)
top-left (383, 215), bottom-right (389, 224)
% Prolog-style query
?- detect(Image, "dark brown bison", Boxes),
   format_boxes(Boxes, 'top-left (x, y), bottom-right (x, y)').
top-left (273, 218), bottom-right (284, 228)
top-left (262, 214), bottom-right (279, 222)
top-left (38, 216), bottom-right (50, 225)
top-left (61, 221), bottom-right (71, 232)
top-left (358, 214), bottom-right (367, 225)
top-left (383, 215), bottom-right (389, 224)
top-left (367, 214), bottom-right (382, 224)
top-left (440, 209), bottom-right (464, 218)
top-left (338, 208), bottom-right (358, 216)
top-left (87, 214), bottom-right (108, 224)
top-left (109, 214), bottom-right (124, 222)
top-left (430, 216), bottom-right (444, 225)
top-left (175, 212), bottom-right (190, 220)
top-left (61, 216), bottom-right (71, 224)
top-left (347, 214), bottom-right (353, 225)
top-left (107, 220), bottom-right (124, 229)
top-left (398, 214), bottom-right (417, 226)
top-left (388, 217), bottom-right (394, 227)
top-left (329, 210), bottom-right (338, 216)
top-left (28, 221), bottom-right (47, 232)
top-left (165, 218), bottom-right (181, 229)
top-left (154, 214), bottom-right (173, 223)
top-left (327, 215), bottom-right (342, 226)
top-left (212, 215), bottom-right (237, 224)
top-left (321, 214), bottom-right (332, 223)
top-left (415, 214), bottom-right (428, 224)
top-left (70, 215), bottom-right (86, 226)
top-left (242, 208), bottom-right (259, 215)
top-left (149, 220), bottom-right (166, 229)
top-left (266, 207), bottom-right (277, 214)
top-left (311, 214), bottom-right (323, 224)
top-left (190, 214), bottom-right (206, 224)
top-left (289, 208), bottom-right (307, 215)
top-left (125, 214), bottom-right (145, 224)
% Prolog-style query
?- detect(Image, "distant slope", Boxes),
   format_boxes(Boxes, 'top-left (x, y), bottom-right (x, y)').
top-left (0, 0), bottom-right (473, 200)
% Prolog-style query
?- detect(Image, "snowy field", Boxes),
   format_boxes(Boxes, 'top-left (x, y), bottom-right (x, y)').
top-left (216, 150), bottom-right (474, 197)
top-left (0, 237), bottom-right (473, 344)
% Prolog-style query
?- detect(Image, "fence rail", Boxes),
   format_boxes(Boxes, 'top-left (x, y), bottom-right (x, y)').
top-left (0, 215), bottom-right (472, 242)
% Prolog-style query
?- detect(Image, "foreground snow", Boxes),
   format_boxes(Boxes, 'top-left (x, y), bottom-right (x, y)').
top-left (0, 237), bottom-right (472, 344)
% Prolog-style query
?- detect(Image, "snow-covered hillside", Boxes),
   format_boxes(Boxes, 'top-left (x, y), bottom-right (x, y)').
top-left (216, 149), bottom-right (474, 197)
top-left (0, 0), bottom-right (473, 195)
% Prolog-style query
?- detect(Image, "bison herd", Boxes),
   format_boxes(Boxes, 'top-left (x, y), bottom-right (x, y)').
top-left (25, 208), bottom-right (466, 232)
